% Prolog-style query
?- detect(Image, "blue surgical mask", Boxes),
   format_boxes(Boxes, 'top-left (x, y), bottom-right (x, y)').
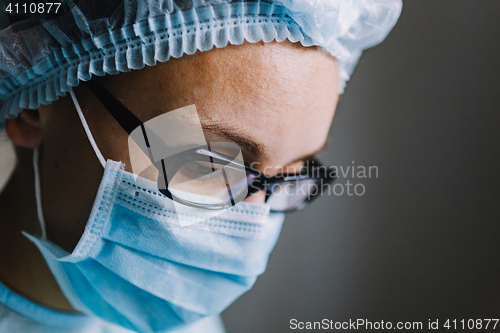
top-left (24, 90), bottom-right (285, 333)
top-left (25, 159), bottom-right (284, 333)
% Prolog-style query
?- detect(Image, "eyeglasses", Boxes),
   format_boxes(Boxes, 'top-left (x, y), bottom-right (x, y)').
top-left (85, 79), bottom-right (337, 213)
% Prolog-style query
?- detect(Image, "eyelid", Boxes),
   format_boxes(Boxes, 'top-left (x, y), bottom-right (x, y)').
top-left (195, 148), bottom-right (246, 170)
top-left (195, 148), bottom-right (232, 163)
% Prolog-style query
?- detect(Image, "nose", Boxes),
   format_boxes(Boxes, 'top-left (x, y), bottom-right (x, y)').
top-left (242, 190), bottom-right (266, 205)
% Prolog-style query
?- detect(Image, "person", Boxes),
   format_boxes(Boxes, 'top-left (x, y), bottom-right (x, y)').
top-left (0, 0), bottom-right (402, 332)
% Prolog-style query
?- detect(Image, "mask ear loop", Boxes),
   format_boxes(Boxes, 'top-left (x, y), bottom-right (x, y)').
top-left (69, 89), bottom-right (106, 168)
top-left (33, 147), bottom-right (47, 240)
top-left (33, 89), bottom-right (106, 240)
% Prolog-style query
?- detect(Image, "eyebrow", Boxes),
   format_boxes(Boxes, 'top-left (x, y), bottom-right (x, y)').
top-left (201, 123), bottom-right (328, 163)
top-left (201, 123), bottom-right (265, 158)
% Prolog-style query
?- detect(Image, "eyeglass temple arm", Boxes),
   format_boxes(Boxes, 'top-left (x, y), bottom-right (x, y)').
top-left (86, 79), bottom-right (143, 135)
top-left (86, 79), bottom-right (173, 163)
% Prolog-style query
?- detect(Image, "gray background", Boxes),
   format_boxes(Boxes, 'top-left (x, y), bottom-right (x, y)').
top-left (222, 1), bottom-right (500, 332)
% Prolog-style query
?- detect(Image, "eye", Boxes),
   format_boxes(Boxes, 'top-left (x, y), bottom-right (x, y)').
top-left (179, 161), bottom-right (225, 182)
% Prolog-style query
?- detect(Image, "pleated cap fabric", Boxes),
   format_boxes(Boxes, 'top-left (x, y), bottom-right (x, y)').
top-left (0, 0), bottom-right (402, 127)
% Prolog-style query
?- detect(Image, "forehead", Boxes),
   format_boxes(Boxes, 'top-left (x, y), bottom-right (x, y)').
top-left (100, 41), bottom-right (339, 166)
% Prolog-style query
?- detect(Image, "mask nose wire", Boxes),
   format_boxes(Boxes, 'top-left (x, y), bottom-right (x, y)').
top-left (69, 89), bottom-right (106, 168)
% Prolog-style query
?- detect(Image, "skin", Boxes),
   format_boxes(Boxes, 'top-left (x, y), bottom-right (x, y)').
top-left (0, 40), bottom-right (338, 312)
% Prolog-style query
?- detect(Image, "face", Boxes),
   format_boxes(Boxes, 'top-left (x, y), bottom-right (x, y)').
top-left (30, 40), bottom-right (338, 251)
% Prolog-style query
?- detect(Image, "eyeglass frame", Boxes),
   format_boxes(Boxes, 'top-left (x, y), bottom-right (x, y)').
top-left (85, 79), bottom-right (337, 213)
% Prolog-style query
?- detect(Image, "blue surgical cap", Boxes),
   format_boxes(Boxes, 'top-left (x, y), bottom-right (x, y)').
top-left (0, 0), bottom-right (402, 126)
